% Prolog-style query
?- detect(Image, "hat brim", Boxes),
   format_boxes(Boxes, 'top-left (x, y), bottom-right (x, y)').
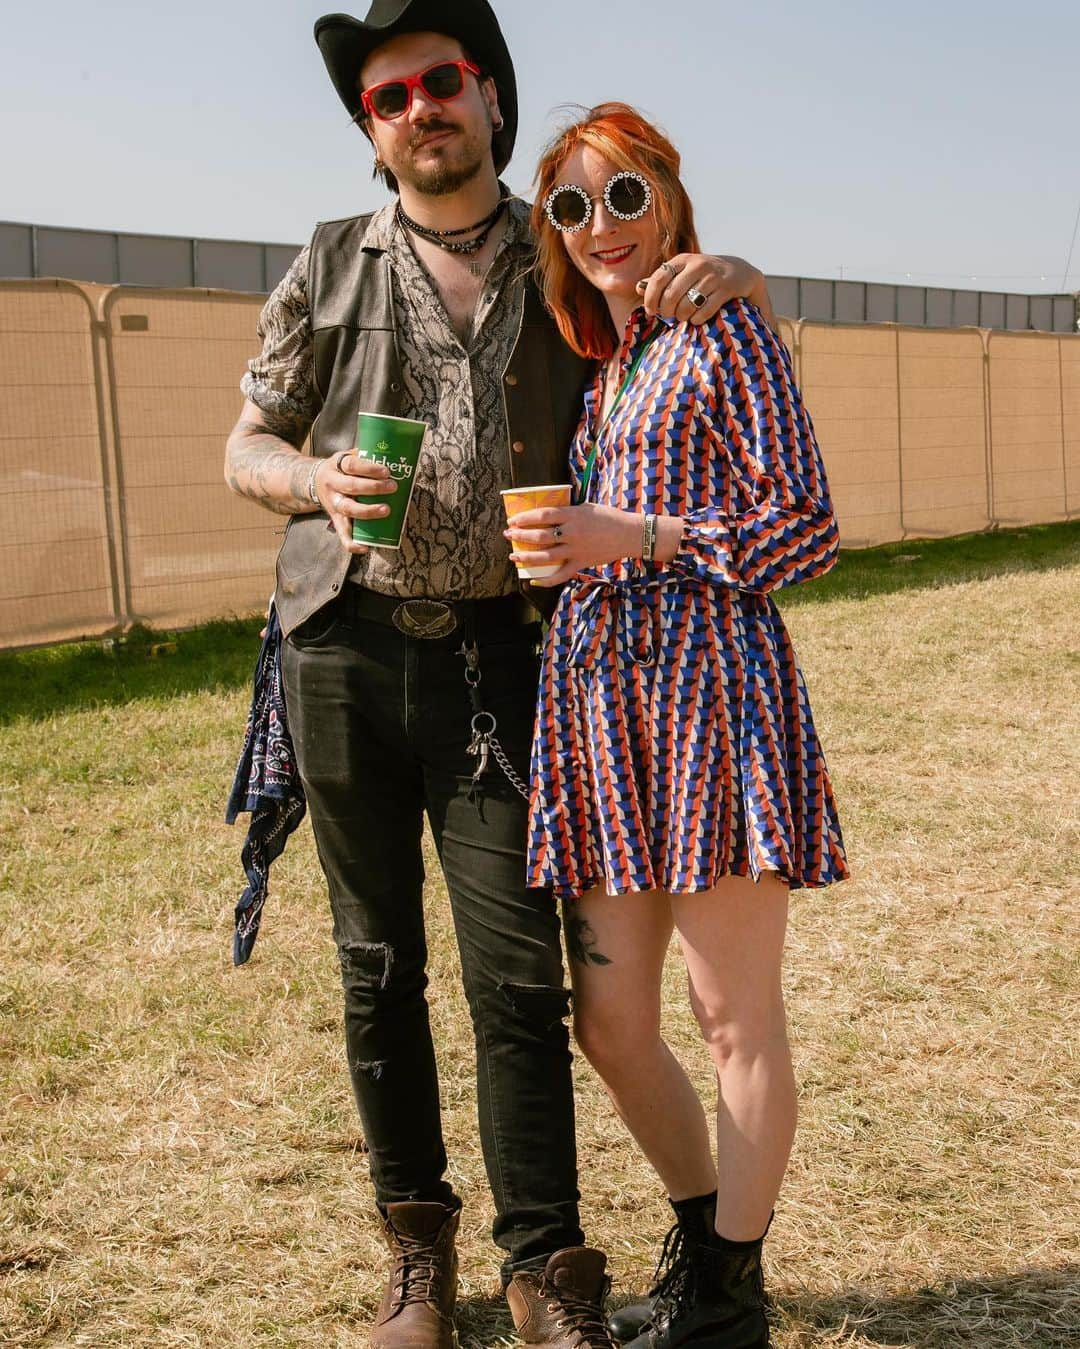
top-left (315, 2), bottom-right (517, 175)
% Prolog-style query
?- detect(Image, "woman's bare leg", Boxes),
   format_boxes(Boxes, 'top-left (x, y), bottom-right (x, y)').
top-left (671, 873), bottom-right (795, 1240)
top-left (566, 887), bottom-right (717, 1201)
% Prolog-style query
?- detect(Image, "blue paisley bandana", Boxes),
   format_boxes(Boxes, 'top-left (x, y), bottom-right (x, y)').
top-left (225, 605), bottom-right (306, 965)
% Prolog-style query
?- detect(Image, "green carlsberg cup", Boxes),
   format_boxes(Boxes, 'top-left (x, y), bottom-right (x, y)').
top-left (351, 412), bottom-right (428, 548)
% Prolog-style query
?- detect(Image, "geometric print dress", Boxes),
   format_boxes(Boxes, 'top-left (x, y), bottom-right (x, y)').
top-left (525, 299), bottom-right (849, 901)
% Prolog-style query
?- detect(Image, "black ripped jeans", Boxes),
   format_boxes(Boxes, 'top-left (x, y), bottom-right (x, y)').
top-left (281, 594), bottom-right (583, 1274)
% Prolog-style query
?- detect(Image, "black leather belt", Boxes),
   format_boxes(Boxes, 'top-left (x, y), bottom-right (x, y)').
top-left (343, 586), bottom-right (537, 641)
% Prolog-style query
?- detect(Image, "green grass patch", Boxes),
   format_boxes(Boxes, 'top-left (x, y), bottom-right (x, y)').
top-left (1, 523), bottom-right (1076, 725)
top-left (0, 617), bottom-right (264, 725)
top-left (1, 560), bottom-right (1077, 1346)
top-left (780, 519), bottom-right (1079, 607)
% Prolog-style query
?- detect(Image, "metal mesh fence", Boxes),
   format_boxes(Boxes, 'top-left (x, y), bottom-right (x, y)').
top-left (1, 282), bottom-right (1076, 650)
top-left (101, 288), bottom-right (279, 630)
top-left (1, 281), bottom-right (121, 645)
top-left (791, 322), bottom-right (996, 546)
top-left (987, 332), bottom-right (1071, 527)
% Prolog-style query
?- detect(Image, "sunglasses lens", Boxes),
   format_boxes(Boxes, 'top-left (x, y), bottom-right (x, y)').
top-left (608, 174), bottom-right (648, 218)
top-left (548, 189), bottom-right (589, 230)
top-left (370, 83), bottom-right (409, 118)
top-left (419, 63), bottom-right (466, 100)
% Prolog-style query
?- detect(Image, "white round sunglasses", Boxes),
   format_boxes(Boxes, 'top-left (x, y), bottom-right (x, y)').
top-left (543, 171), bottom-right (653, 234)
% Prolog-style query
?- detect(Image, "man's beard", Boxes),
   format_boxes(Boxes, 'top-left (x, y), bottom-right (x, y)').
top-left (394, 117), bottom-right (491, 196)
top-left (411, 154), bottom-right (482, 196)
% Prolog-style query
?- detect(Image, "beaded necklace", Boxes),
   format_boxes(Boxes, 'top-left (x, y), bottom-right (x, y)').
top-left (395, 197), bottom-right (507, 256)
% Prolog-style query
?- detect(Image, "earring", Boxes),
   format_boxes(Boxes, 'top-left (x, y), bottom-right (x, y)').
top-left (374, 156), bottom-right (386, 172)
top-left (492, 116), bottom-right (504, 132)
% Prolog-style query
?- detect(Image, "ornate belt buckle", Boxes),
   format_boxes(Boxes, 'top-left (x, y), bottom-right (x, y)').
top-left (392, 599), bottom-right (458, 640)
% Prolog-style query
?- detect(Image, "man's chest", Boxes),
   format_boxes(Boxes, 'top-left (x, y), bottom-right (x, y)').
top-left (426, 264), bottom-right (485, 343)
top-left (399, 230), bottom-right (510, 347)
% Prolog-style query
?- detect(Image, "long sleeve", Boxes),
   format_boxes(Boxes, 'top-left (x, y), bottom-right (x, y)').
top-left (668, 299), bottom-right (838, 594)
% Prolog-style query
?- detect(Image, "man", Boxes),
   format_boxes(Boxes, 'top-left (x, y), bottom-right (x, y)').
top-left (224, 4), bottom-right (776, 1346)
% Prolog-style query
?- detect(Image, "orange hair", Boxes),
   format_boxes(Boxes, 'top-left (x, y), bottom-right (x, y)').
top-left (531, 103), bottom-right (700, 361)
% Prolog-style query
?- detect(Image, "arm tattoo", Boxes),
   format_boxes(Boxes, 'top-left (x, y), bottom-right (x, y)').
top-left (564, 914), bottom-right (612, 967)
top-left (226, 418), bottom-right (317, 516)
top-left (251, 405), bottom-right (309, 448)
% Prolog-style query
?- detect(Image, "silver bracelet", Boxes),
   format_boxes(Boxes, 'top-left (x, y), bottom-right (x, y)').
top-left (306, 459), bottom-right (321, 507)
top-left (641, 512), bottom-right (657, 562)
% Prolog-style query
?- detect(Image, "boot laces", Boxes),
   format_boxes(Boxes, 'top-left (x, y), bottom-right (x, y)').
top-left (647, 1223), bottom-right (765, 1325)
top-left (646, 1221), bottom-right (695, 1322)
top-left (541, 1272), bottom-right (616, 1347)
top-left (392, 1230), bottom-right (443, 1306)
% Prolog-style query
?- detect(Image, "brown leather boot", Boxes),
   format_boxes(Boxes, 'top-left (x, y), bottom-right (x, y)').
top-left (372, 1201), bottom-right (459, 1349)
top-left (506, 1247), bottom-right (617, 1348)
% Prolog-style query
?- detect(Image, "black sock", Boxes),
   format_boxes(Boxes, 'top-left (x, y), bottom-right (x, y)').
top-left (669, 1190), bottom-right (718, 1241)
top-left (670, 1194), bottom-right (772, 1249)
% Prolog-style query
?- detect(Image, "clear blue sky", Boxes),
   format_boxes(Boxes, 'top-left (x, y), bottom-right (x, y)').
top-left (4, 0), bottom-right (1078, 291)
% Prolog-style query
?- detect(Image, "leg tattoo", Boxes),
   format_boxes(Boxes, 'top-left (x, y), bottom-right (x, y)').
top-left (564, 913), bottom-right (611, 967)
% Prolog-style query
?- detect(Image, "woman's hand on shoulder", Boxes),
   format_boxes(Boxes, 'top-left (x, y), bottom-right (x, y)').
top-left (504, 504), bottom-right (641, 586)
top-left (637, 254), bottom-right (777, 330)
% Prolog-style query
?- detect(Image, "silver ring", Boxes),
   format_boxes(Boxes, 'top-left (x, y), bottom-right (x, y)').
top-left (335, 451), bottom-right (351, 471)
top-left (685, 286), bottom-right (708, 309)
top-left (660, 260), bottom-right (681, 278)
top-left (553, 525), bottom-right (563, 542)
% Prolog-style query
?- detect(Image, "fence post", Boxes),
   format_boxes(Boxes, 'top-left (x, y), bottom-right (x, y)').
top-left (96, 288), bottom-right (136, 630)
top-left (1058, 337), bottom-right (1069, 521)
top-left (981, 329), bottom-right (996, 528)
top-left (84, 288), bottom-right (128, 635)
top-left (894, 326), bottom-right (907, 539)
top-left (789, 318), bottom-right (804, 386)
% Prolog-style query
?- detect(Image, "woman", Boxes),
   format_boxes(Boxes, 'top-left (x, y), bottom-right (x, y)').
top-left (504, 104), bottom-right (849, 1349)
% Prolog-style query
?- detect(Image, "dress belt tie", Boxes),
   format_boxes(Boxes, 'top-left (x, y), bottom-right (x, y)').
top-left (565, 574), bottom-right (691, 671)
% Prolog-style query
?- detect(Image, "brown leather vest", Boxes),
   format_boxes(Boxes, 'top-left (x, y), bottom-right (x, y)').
top-left (272, 212), bottom-right (588, 636)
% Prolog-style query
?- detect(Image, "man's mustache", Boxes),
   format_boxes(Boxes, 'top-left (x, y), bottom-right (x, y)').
top-left (408, 120), bottom-right (459, 150)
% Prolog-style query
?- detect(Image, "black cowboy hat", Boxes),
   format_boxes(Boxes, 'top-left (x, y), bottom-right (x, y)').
top-left (314, 2), bottom-right (517, 174)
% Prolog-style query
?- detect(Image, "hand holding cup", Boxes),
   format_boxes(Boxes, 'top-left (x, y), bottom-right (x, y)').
top-left (316, 451), bottom-right (397, 556)
top-left (501, 485), bottom-right (572, 579)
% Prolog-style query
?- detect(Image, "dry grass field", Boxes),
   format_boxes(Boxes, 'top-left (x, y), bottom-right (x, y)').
top-left (1, 526), bottom-right (1077, 1347)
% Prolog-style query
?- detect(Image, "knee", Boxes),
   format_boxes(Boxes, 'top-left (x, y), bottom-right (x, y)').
top-left (471, 978), bottom-right (572, 1048)
top-left (689, 989), bottom-right (788, 1069)
top-left (573, 1002), bottom-right (659, 1076)
top-left (337, 938), bottom-right (427, 1013)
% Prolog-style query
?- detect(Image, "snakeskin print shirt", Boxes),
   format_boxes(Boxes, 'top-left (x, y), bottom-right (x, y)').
top-left (241, 197), bottom-right (534, 599)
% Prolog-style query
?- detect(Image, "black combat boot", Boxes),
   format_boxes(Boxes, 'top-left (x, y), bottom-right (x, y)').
top-left (620, 1194), bottom-right (770, 1349)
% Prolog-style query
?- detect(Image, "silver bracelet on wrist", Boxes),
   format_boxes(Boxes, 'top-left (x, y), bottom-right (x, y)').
top-left (641, 512), bottom-right (657, 562)
top-left (306, 459), bottom-right (321, 507)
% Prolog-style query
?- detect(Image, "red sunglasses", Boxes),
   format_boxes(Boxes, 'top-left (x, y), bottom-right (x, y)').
top-left (360, 59), bottom-right (481, 121)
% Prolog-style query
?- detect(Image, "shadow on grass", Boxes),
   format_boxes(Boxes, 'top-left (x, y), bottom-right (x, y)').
top-left (1, 523), bottom-right (1076, 726)
top-left (444, 1266), bottom-right (1080, 1347)
top-left (0, 616), bottom-right (265, 726)
top-left (396, 1266), bottom-right (1080, 1346)
top-left (778, 1263), bottom-right (1079, 1346)
top-left (456, 1292), bottom-right (516, 1348)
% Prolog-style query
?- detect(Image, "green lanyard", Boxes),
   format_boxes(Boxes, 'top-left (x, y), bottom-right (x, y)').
top-left (577, 328), bottom-right (663, 505)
